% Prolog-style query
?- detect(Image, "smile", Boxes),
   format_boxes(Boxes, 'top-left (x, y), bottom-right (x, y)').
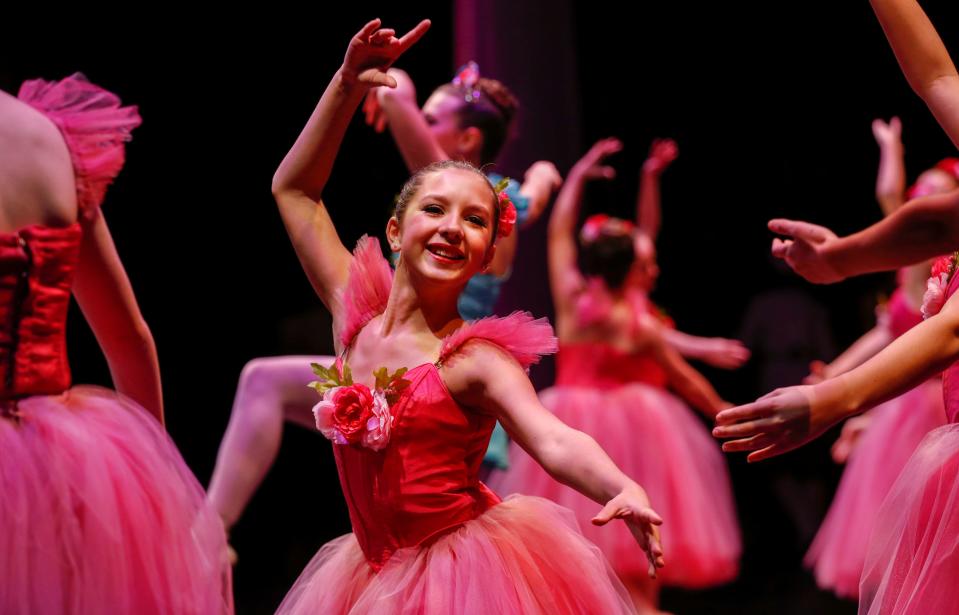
top-left (426, 243), bottom-right (466, 263)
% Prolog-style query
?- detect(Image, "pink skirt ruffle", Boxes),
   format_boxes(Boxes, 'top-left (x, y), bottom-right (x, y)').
top-left (276, 495), bottom-right (635, 614)
top-left (0, 386), bottom-right (232, 615)
top-left (490, 384), bottom-right (741, 588)
top-left (805, 378), bottom-right (945, 599)
top-left (859, 423), bottom-right (959, 614)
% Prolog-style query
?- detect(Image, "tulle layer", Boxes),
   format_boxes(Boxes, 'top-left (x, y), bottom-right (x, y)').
top-left (805, 379), bottom-right (945, 598)
top-left (277, 495), bottom-right (635, 614)
top-left (491, 383), bottom-right (740, 588)
top-left (0, 386), bottom-right (231, 614)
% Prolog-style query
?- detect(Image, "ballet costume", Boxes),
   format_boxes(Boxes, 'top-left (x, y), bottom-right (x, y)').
top-left (276, 236), bottom-right (637, 614)
top-left (1, 74), bottom-right (232, 614)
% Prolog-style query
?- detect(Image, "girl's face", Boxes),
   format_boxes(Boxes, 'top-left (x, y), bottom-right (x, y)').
top-left (630, 233), bottom-right (660, 292)
top-left (422, 90), bottom-right (466, 159)
top-left (910, 168), bottom-right (959, 198)
top-left (388, 168), bottom-right (496, 289)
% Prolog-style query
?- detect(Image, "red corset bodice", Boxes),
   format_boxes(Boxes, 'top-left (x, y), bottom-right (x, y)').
top-left (942, 273), bottom-right (959, 423)
top-left (0, 224), bottom-right (82, 399)
top-left (333, 363), bottom-right (500, 570)
top-left (555, 342), bottom-right (668, 389)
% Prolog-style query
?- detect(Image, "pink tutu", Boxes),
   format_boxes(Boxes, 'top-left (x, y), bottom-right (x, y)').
top-left (276, 495), bottom-right (634, 614)
top-left (805, 378), bottom-right (946, 598)
top-left (859, 423), bottom-right (959, 614)
top-left (491, 383), bottom-right (741, 588)
top-left (0, 386), bottom-right (231, 614)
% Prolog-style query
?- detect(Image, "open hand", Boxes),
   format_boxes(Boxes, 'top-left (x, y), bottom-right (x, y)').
top-left (702, 337), bottom-right (751, 370)
top-left (872, 117), bottom-right (902, 148)
top-left (643, 138), bottom-right (679, 174)
top-left (592, 484), bottom-right (665, 578)
top-left (573, 137), bottom-right (622, 181)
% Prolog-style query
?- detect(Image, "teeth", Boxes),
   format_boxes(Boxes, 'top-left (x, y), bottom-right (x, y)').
top-left (430, 247), bottom-right (461, 259)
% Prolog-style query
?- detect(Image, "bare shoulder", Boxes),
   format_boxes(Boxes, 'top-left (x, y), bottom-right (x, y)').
top-left (441, 338), bottom-right (529, 410)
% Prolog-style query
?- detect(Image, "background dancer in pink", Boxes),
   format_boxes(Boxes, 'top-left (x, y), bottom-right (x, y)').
top-left (0, 75), bottom-right (231, 614)
top-left (492, 138), bottom-right (740, 613)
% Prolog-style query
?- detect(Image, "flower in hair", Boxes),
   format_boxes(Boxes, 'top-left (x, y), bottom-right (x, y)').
top-left (491, 176), bottom-right (517, 239)
top-left (452, 61), bottom-right (482, 103)
top-left (579, 214), bottom-right (635, 244)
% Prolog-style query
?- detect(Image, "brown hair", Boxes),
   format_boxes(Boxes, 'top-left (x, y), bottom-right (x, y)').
top-left (436, 78), bottom-right (519, 165)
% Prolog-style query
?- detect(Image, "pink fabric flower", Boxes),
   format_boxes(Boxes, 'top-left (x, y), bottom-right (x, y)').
top-left (313, 384), bottom-right (395, 450)
top-left (931, 255), bottom-right (955, 279)
top-left (497, 192), bottom-right (517, 239)
top-left (921, 273), bottom-right (949, 320)
top-left (360, 391), bottom-right (393, 451)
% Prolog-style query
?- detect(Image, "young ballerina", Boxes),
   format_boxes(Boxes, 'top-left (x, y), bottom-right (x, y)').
top-left (715, 2), bottom-right (959, 611)
top-left (802, 119), bottom-right (954, 599)
top-left (491, 138), bottom-right (740, 612)
top-left (0, 75), bottom-right (231, 613)
top-left (270, 20), bottom-right (664, 613)
top-left (205, 50), bottom-right (563, 538)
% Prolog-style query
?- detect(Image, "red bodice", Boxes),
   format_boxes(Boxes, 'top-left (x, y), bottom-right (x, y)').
top-left (556, 342), bottom-right (668, 389)
top-left (0, 225), bottom-right (82, 398)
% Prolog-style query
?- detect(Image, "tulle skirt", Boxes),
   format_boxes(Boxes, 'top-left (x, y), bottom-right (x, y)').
top-left (490, 383), bottom-right (740, 588)
top-left (276, 495), bottom-right (635, 614)
top-left (805, 378), bottom-right (945, 599)
top-left (859, 423), bottom-right (959, 614)
top-left (0, 386), bottom-right (232, 614)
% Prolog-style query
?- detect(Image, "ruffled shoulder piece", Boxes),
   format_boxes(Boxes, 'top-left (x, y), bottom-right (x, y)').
top-left (337, 235), bottom-right (394, 347)
top-left (438, 311), bottom-right (557, 369)
top-left (18, 73), bottom-right (141, 219)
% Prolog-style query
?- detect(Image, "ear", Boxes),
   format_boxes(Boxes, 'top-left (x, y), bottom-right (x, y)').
top-left (481, 242), bottom-right (497, 273)
top-left (458, 126), bottom-right (484, 158)
top-left (386, 216), bottom-right (402, 253)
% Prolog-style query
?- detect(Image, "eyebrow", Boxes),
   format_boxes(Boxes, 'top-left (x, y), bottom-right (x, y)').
top-left (419, 194), bottom-right (492, 216)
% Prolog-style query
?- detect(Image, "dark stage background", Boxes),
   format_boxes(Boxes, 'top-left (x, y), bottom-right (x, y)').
top-left (4, 2), bottom-right (959, 613)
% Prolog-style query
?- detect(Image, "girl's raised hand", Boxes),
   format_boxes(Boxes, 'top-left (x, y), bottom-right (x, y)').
top-left (342, 18), bottom-right (431, 88)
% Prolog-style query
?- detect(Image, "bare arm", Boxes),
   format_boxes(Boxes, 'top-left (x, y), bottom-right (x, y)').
top-left (870, 0), bottom-right (959, 148)
top-left (272, 20), bottom-right (430, 312)
top-left (715, 286), bottom-right (959, 461)
top-left (73, 213), bottom-right (163, 423)
top-left (444, 342), bottom-right (664, 575)
top-left (548, 139), bottom-right (621, 316)
top-left (635, 139), bottom-right (678, 240)
top-left (872, 117), bottom-right (906, 215)
top-left (645, 318), bottom-right (727, 417)
top-left (371, 68), bottom-right (448, 172)
top-left (807, 324), bottom-right (894, 383)
top-left (662, 328), bottom-right (751, 370)
top-left (769, 188), bottom-right (959, 283)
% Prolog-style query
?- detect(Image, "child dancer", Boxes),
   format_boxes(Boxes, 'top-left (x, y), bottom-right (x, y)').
top-left (271, 20), bottom-right (663, 614)
top-left (492, 138), bottom-right (740, 612)
top-left (206, 48), bottom-right (563, 539)
top-left (0, 75), bottom-right (231, 614)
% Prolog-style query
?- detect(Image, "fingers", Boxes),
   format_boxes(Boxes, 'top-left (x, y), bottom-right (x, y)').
top-left (713, 416), bottom-right (781, 439)
top-left (359, 70), bottom-right (397, 88)
top-left (768, 218), bottom-right (832, 243)
top-left (721, 432), bottom-right (777, 453)
top-left (371, 28), bottom-right (396, 44)
top-left (891, 116), bottom-right (901, 132)
top-left (356, 18), bottom-right (383, 40)
top-left (591, 500), bottom-right (622, 526)
top-left (397, 19), bottom-right (431, 53)
top-left (771, 237), bottom-right (792, 258)
top-left (714, 400), bottom-right (776, 426)
top-left (747, 442), bottom-right (793, 463)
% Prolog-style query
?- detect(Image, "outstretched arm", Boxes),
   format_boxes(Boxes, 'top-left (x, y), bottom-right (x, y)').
top-left (662, 328), bottom-right (751, 370)
top-left (871, 0), bottom-right (959, 148)
top-left (445, 343), bottom-right (665, 577)
top-left (769, 188), bottom-right (959, 283)
top-left (272, 19), bottom-right (430, 312)
top-left (714, 286), bottom-right (959, 461)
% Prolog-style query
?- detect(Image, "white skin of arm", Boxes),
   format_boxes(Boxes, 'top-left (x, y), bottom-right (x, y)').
top-left (715, 288), bottom-right (959, 462)
top-left (443, 341), bottom-right (665, 575)
top-left (872, 117), bottom-right (906, 216)
top-left (870, 0), bottom-right (959, 149)
top-left (73, 213), bottom-right (164, 423)
top-left (662, 328), bottom-right (751, 370)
